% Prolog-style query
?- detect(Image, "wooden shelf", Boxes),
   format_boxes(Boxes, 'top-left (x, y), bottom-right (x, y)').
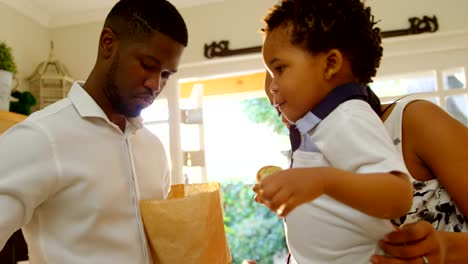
top-left (0, 111), bottom-right (27, 134)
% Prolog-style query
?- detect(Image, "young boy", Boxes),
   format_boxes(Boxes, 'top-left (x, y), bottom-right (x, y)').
top-left (253, 0), bottom-right (413, 263)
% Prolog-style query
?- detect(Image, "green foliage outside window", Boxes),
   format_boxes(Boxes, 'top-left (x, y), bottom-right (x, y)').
top-left (241, 97), bottom-right (288, 136)
top-left (222, 183), bottom-right (287, 264)
top-left (220, 96), bottom-right (289, 263)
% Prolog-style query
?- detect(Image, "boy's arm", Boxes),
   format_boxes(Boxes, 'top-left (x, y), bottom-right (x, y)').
top-left (259, 101), bottom-right (413, 218)
top-left (321, 167), bottom-right (412, 219)
top-left (0, 122), bottom-right (58, 249)
top-left (318, 102), bottom-right (413, 218)
top-left (259, 167), bottom-right (412, 219)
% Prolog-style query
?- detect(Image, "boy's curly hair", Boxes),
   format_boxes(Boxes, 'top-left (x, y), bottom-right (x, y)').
top-left (262, 0), bottom-right (382, 85)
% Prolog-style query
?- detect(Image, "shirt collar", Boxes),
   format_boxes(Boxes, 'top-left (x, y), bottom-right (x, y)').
top-left (294, 83), bottom-right (368, 135)
top-left (68, 81), bottom-right (143, 131)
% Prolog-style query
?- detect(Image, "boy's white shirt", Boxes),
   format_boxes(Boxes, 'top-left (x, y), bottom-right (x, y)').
top-left (286, 100), bottom-right (408, 264)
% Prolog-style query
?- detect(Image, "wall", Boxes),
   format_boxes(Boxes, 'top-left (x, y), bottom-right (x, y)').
top-left (50, 22), bottom-right (102, 81)
top-left (0, 2), bottom-right (51, 91)
top-left (2, 0), bottom-right (468, 83)
top-left (46, 0), bottom-right (468, 81)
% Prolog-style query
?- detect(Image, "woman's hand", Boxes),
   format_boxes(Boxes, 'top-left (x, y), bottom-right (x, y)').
top-left (371, 221), bottom-right (446, 264)
top-left (252, 168), bottom-right (325, 217)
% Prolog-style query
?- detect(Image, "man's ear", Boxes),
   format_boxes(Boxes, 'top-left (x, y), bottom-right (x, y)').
top-left (99, 28), bottom-right (118, 60)
top-left (324, 49), bottom-right (343, 80)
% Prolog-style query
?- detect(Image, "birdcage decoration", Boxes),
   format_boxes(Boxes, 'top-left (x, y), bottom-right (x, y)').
top-left (27, 41), bottom-right (74, 110)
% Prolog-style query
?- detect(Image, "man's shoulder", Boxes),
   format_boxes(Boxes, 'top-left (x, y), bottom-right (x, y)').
top-left (26, 98), bottom-right (74, 125)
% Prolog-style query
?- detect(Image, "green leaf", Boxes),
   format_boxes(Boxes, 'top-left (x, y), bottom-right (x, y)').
top-left (0, 42), bottom-right (17, 74)
top-left (222, 183), bottom-right (287, 264)
top-left (240, 97), bottom-right (288, 136)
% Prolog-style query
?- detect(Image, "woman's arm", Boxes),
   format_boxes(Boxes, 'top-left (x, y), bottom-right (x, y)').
top-left (372, 221), bottom-right (468, 264)
top-left (442, 231), bottom-right (468, 263)
top-left (374, 100), bottom-right (468, 264)
top-left (404, 100), bottom-right (468, 216)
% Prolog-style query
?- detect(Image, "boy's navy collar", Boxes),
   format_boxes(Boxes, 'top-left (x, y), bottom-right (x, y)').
top-left (289, 83), bottom-right (368, 154)
top-left (294, 83), bottom-right (368, 135)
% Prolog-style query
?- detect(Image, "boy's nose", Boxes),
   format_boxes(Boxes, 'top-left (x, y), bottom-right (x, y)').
top-left (269, 80), bottom-right (279, 95)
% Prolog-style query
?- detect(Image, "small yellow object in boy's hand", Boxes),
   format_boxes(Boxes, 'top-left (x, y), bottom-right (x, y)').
top-left (256, 165), bottom-right (282, 183)
top-left (256, 165), bottom-right (286, 215)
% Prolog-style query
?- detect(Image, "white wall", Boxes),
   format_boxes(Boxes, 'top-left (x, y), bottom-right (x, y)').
top-left (170, 0), bottom-right (468, 64)
top-left (367, 0), bottom-right (468, 32)
top-left (46, 0), bottom-right (468, 81)
top-left (2, 0), bottom-right (468, 85)
top-left (50, 22), bottom-right (102, 82)
top-left (0, 2), bottom-right (51, 91)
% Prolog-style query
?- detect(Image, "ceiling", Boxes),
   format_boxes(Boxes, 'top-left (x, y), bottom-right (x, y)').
top-left (0, 0), bottom-right (224, 28)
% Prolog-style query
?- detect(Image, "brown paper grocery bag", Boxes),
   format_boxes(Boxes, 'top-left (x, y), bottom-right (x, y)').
top-left (140, 182), bottom-right (232, 264)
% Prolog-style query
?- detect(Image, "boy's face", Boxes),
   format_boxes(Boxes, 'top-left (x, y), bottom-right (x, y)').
top-left (264, 72), bottom-right (292, 128)
top-left (262, 25), bottom-right (332, 124)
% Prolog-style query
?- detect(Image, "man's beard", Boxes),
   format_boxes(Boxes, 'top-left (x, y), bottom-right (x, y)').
top-left (104, 55), bottom-right (142, 117)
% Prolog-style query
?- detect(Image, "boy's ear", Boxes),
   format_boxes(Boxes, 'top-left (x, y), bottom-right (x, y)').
top-left (324, 49), bottom-right (343, 80)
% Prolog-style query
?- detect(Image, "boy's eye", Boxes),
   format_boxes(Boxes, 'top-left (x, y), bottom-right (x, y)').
top-left (275, 65), bottom-right (285, 74)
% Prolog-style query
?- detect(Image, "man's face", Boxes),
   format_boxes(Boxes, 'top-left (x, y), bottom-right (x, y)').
top-left (105, 31), bottom-right (185, 117)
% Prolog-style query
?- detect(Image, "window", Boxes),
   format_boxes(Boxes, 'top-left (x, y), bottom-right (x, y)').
top-left (371, 71), bottom-right (436, 98)
top-left (141, 98), bottom-right (172, 167)
top-left (372, 68), bottom-right (468, 125)
top-left (178, 91), bottom-right (290, 183)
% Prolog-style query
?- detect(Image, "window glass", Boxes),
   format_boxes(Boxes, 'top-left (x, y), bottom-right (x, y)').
top-left (141, 98), bottom-right (169, 122)
top-left (143, 123), bottom-right (172, 168)
top-left (443, 68), bottom-right (466, 90)
top-left (446, 95), bottom-right (468, 126)
top-left (426, 97), bottom-right (440, 106)
top-left (371, 72), bottom-right (436, 97)
top-left (180, 124), bottom-right (201, 151)
top-left (184, 95), bottom-right (290, 183)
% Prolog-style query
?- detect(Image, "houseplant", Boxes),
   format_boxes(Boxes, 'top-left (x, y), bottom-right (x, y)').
top-left (0, 41), bottom-right (18, 111)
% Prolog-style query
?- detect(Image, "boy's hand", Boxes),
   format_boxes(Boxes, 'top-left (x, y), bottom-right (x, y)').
top-left (254, 168), bottom-right (325, 217)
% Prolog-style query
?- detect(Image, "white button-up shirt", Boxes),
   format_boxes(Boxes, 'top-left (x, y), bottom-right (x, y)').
top-left (286, 100), bottom-right (408, 264)
top-left (0, 82), bottom-right (170, 263)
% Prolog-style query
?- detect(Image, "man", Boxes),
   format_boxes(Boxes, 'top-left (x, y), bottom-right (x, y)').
top-left (0, 0), bottom-right (188, 263)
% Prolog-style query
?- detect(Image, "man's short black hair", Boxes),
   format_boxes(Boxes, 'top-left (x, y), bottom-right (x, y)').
top-left (105, 0), bottom-right (188, 47)
top-left (263, 0), bottom-right (382, 85)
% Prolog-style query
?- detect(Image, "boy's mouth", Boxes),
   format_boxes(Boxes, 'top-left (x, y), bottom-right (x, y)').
top-left (274, 101), bottom-right (285, 114)
top-left (273, 100), bottom-right (284, 108)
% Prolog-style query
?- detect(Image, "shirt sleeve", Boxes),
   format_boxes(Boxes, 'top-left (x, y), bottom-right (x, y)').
top-left (313, 100), bottom-right (409, 174)
top-left (0, 122), bottom-right (58, 249)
